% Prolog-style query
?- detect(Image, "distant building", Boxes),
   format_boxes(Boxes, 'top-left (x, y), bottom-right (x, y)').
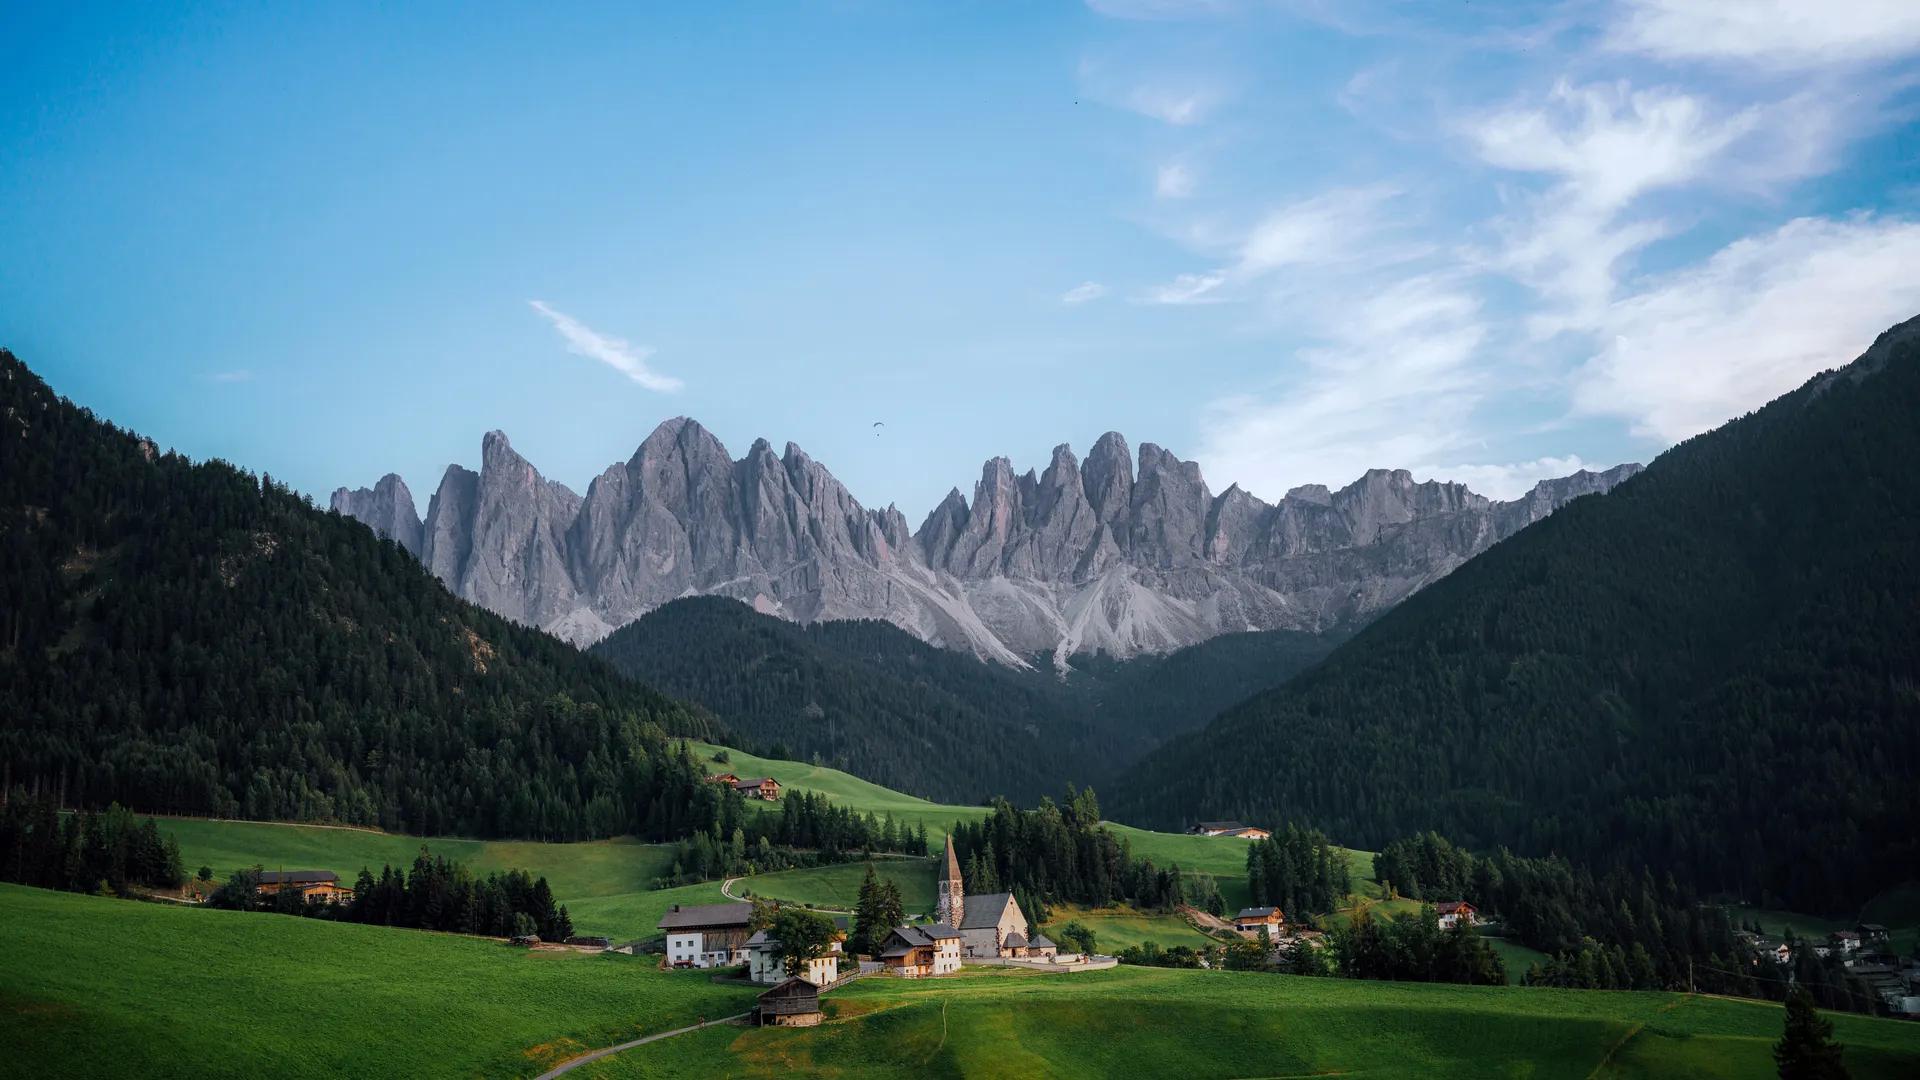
top-left (256, 870), bottom-right (353, 903)
top-left (1830, 930), bottom-right (1862, 953)
top-left (707, 772), bottom-right (740, 786)
top-left (1434, 901), bottom-right (1480, 930)
top-left (1188, 821), bottom-right (1255, 837)
top-left (878, 923), bottom-right (964, 977)
top-left (732, 777), bottom-right (782, 801)
top-left (657, 902), bottom-right (755, 968)
top-left (1224, 826), bottom-right (1272, 840)
top-left (1234, 906), bottom-right (1285, 935)
top-left (755, 978), bottom-right (823, 1027)
top-left (745, 925), bottom-right (845, 987)
top-left (1858, 923), bottom-right (1891, 946)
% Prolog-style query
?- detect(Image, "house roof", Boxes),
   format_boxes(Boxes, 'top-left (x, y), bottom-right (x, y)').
top-left (732, 777), bottom-right (776, 789)
top-left (1028, 934), bottom-right (1056, 948)
top-left (744, 930), bottom-right (772, 947)
top-left (1194, 821), bottom-right (1245, 831)
top-left (959, 893), bottom-right (1017, 929)
top-left (923, 922), bottom-right (964, 940)
top-left (1003, 932), bottom-right (1028, 949)
top-left (1236, 907), bottom-right (1281, 919)
top-left (758, 977), bottom-right (819, 1003)
top-left (258, 871), bottom-right (339, 885)
top-left (1435, 901), bottom-right (1474, 914)
top-left (657, 901), bottom-right (754, 930)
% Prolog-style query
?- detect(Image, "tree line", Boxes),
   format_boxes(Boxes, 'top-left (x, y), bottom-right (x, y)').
top-left (649, 790), bottom-right (928, 889)
top-left (949, 787), bottom-right (1221, 925)
top-left (208, 847), bottom-right (575, 942)
top-left (0, 793), bottom-right (185, 897)
top-left (1244, 825), bottom-right (1351, 918)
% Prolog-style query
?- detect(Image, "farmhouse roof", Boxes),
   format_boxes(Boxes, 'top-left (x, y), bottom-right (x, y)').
top-left (959, 893), bottom-right (1016, 929)
top-left (258, 870), bottom-right (339, 885)
top-left (1435, 901), bottom-right (1475, 914)
top-left (1028, 934), bottom-right (1056, 948)
top-left (1236, 906), bottom-right (1281, 919)
top-left (657, 901), bottom-right (754, 930)
top-left (924, 922), bottom-right (963, 940)
top-left (758, 977), bottom-right (820, 1004)
top-left (1194, 821), bottom-right (1245, 831)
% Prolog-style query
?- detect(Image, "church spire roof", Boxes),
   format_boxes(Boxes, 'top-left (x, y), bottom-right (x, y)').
top-left (942, 834), bottom-right (961, 884)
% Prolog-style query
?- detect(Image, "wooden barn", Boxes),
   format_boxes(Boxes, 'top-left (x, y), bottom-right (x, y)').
top-left (755, 978), bottom-right (822, 1027)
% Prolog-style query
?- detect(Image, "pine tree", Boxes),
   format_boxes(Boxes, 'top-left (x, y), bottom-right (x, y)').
top-left (1774, 987), bottom-right (1849, 1080)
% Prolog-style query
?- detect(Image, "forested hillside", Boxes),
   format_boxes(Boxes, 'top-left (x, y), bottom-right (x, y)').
top-left (591, 596), bottom-right (1340, 803)
top-left (0, 350), bottom-right (738, 842)
top-left (1114, 316), bottom-right (1920, 915)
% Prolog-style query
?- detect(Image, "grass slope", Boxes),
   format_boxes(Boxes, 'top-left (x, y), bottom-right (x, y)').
top-left (0, 884), bottom-right (756, 1079)
top-left (580, 966), bottom-right (1920, 1079)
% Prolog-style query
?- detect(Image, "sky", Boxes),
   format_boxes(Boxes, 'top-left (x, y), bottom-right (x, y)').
top-left (4, 1), bottom-right (1919, 521)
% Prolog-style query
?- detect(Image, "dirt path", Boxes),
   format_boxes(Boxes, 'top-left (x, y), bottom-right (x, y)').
top-left (532, 1013), bottom-right (752, 1079)
top-left (1180, 905), bottom-right (1245, 938)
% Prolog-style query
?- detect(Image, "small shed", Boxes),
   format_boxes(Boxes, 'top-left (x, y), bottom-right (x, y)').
top-left (756, 977), bottom-right (822, 1027)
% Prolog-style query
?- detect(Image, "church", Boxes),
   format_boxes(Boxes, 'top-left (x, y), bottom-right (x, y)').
top-left (936, 836), bottom-right (1057, 959)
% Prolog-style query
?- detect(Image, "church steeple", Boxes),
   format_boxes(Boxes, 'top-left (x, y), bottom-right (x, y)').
top-left (937, 834), bottom-right (964, 927)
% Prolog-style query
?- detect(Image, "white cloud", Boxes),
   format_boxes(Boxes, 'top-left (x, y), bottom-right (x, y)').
top-left (1195, 272), bottom-right (1493, 497)
top-left (1573, 214), bottom-right (1920, 441)
top-left (1155, 160), bottom-right (1196, 199)
top-left (527, 300), bottom-right (682, 393)
top-left (1420, 455), bottom-right (1593, 501)
top-left (1060, 281), bottom-right (1109, 304)
top-left (1609, 0), bottom-right (1920, 69)
top-left (1467, 81), bottom-right (1767, 332)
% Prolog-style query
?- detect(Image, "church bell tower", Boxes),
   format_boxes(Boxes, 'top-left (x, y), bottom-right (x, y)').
top-left (937, 834), bottom-right (964, 927)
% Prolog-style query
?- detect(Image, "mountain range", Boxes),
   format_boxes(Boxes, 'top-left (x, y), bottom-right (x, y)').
top-left (333, 425), bottom-right (1638, 667)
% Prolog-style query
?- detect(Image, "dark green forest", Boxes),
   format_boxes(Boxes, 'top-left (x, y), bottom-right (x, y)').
top-left (0, 349), bottom-right (749, 842)
top-left (1113, 316), bottom-right (1920, 915)
top-left (591, 595), bottom-right (1338, 803)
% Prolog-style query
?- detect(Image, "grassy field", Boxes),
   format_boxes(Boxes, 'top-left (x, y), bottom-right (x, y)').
top-left (574, 965), bottom-right (1920, 1080)
top-left (0, 883), bottom-right (757, 1079)
top-left (730, 858), bottom-right (938, 915)
top-left (1484, 935), bottom-right (1554, 985)
top-left (1040, 904), bottom-right (1219, 951)
top-left (687, 741), bottom-right (991, 844)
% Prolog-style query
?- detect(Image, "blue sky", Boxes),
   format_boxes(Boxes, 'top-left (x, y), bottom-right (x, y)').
top-left (4, 1), bottom-right (1918, 520)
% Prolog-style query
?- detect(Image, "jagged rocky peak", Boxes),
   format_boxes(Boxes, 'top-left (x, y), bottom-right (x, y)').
top-left (338, 418), bottom-right (1641, 662)
top-left (329, 473), bottom-right (423, 556)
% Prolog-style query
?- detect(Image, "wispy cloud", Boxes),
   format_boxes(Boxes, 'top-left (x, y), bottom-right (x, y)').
top-left (1572, 214), bottom-right (1920, 440)
top-left (527, 300), bottom-right (682, 393)
top-left (1141, 186), bottom-right (1409, 304)
top-left (1419, 455), bottom-right (1592, 501)
top-left (1155, 160), bottom-right (1196, 199)
top-left (1060, 281), bottom-right (1109, 304)
top-left (1608, 0), bottom-right (1920, 70)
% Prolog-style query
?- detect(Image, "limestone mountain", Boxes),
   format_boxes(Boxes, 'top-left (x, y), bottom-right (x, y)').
top-left (334, 422), bottom-right (1638, 666)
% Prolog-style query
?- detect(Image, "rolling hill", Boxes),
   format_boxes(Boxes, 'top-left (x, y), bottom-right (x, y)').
top-left (592, 596), bottom-right (1340, 803)
top-left (1113, 315), bottom-right (1920, 914)
top-left (0, 349), bottom-right (723, 842)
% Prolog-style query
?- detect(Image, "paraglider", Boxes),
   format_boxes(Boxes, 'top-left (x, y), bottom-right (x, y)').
top-left (873, 421), bottom-right (884, 437)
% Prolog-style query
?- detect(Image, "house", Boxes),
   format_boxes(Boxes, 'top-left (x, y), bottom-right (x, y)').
top-left (1188, 821), bottom-right (1251, 837)
top-left (1022, 933), bottom-right (1059, 959)
top-left (1858, 923), bottom-right (1891, 946)
top-left (755, 978), bottom-right (823, 1027)
top-left (1755, 939), bottom-right (1791, 964)
top-left (1234, 906), bottom-right (1285, 936)
top-left (878, 923), bottom-right (964, 977)
top-left (1434, 901), bottom-right (1480, 930)
top-left (1224, 826), bottom-right (1272, 840)
top-left (256, 870), bottom-right (354, 903)
top-left (745, 925), bottom-right (846, 987)
top-left (732, 777), bottom-right (782, 801)
top-left (657, 901), bottom-right (756, 968)
top-left (935, 836), bottom-right (1036, 958)
top-left (1831, 930), bottom-right (1862, 954)
top-left (707, 772), bottom-right (740, 786)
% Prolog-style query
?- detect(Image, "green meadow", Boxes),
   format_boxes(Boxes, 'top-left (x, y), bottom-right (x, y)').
top-left (1040, 903), bottom-right (1220, 951)
top-left (0, 884), bottom-right (756, 1079)
top-left (575, 964), bottom-right (1920, 1080)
